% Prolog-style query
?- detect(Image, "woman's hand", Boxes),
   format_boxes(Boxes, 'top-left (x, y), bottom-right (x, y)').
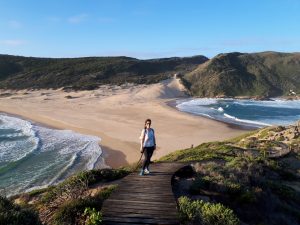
top-left (140, 146), bottom-right (144, 153)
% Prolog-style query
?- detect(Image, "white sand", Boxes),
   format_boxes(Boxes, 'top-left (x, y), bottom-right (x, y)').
top-left (0, 76), bottom-right (248, 168)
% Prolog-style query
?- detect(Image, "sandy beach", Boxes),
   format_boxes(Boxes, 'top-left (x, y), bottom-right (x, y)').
top-left (0, 77), bottom-right (249, 168)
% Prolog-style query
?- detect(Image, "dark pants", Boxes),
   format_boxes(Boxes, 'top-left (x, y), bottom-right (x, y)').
top-left (142, 146), bottom-right (155, 170)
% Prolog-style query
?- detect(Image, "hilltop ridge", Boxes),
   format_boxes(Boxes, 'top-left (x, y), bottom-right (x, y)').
top-left (0, 54), bottom-right (208, 90)
top-left (182, 51), bottom-right (300, 97)
top-left (1, 52), bottom-right (300, 98)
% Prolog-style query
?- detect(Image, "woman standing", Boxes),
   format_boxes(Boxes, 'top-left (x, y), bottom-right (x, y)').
top-left (139, 119), bottom-right (156, 176)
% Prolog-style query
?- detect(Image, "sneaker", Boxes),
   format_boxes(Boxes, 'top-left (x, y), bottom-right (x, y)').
top-left (144, 168), bottom-right (150, 174)
top-left (139, 169), bottom-right (144, 176)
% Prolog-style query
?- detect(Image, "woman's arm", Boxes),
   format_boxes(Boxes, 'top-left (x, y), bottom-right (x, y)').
top-left (139, 129), bottom-right (145, 152)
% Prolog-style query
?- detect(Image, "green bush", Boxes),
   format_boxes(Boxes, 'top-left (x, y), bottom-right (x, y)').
top-left (200, 201), bottom-right (240, 225)
top-left (83, 207), bottom-right (102, 225)
top-left (0, 196), bottom-right (41, 225)
top-left (52, 198), bottom-right (100, 225)
top-left (178, 196), bottom-right (240, 225)
top-left (42, 168), bottom-right (128, 203)
top-left (223, 180), bottom-right (242, 195)
top-left (52, 185), bottom-right (116, 225)
top-left (178, 196), bottom-right (203, 222)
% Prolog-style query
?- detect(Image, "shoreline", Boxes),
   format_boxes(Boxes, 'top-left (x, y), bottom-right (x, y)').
top-left (165, 99), bottom-right (256, 131)
top-left (0, 80), bottom-right (250, 168)
top-left (0, 111), bottom-right (128, 169)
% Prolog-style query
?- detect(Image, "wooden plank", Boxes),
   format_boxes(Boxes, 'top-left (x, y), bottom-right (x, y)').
top-left (110, 196), bottom-right (175, 201)
top-left (104, 211), bottom-right (178, 218)
top-left (121, 179), bottom-right (172, 183)
top-left (103, 206), bottom-right (178, 215)
top-left (116, 187), bottom-right (171, 191)
top-left (102, 204), bottom-right (177, 212)
top-left (104, 198), bottom-right (175, 204)
top-left (112, 192), bottom-right (175, 197)
top-left (103, 199), bottom-right (177, 206)
top-left (116, 183), bottom-right (172, 187)
top-left (103, 207), bottom-right (178, 217)
top-left (104, 222), bottom-right (178, 225)
top-left (103, 222), bottom-right (145, 225)
top-left (103, 216), bottom-right (179, 224)
top-left (103, 208), bottom-right (178, 215)
top-left (102, 202), bottom-right (177, 209)
top-left (110, 193), bottom-right (173, 198)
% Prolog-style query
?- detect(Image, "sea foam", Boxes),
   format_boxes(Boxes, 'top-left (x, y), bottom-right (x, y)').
top-left (0, 114), bottom-right (107, 196)
top-left (176, 98), bottom-right (300, 128)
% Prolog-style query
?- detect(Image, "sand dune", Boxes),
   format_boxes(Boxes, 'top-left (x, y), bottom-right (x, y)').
top-left (0, 77), bottom-right (247, 168)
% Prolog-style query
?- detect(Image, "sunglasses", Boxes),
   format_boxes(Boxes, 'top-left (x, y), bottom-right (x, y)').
top-left (146, 122), bottom-right (151, 125)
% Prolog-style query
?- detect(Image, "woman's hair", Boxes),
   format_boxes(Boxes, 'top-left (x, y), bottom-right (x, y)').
top-left (144, 119), bottom-right (151, 129)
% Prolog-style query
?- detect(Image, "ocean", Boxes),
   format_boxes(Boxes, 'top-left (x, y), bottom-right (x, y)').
top-left (0, 114), bottom-right (106, 197)
top-left (176, 98), bottom-right (300, 128)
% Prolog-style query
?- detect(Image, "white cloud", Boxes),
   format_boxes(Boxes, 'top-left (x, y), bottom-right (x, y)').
top-left (0, 39), bottom-right (26, 46)
top-left (68, 14), bottom-right (88, 24)
top-left (8, 20), bottom-right (22, 29)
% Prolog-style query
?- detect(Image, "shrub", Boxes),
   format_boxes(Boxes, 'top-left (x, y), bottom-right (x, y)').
top-left (0, 196), bottom-right (41, 225)
top-left (178, 196), bottom-right (240, 225)
top-left (83, 207), bottom-right (102, 225)
top-left (201, 201), bottom-right (240, 225)
top-left (178, 196), bottom-right (203, 222)
top-left (52, 185), bottom-right (116, 225)
top-left (42, 168), bottom-right (128, 203)
top-left (223, 180), bottom-right (242, 195)
top-left (52, 198), bottom-right (99, 225)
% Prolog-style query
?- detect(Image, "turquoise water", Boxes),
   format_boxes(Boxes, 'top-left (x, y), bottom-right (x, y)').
top-left (0, 114), bottom-right (106, 196)
top-left (176, 98), bottom-right (300, 128)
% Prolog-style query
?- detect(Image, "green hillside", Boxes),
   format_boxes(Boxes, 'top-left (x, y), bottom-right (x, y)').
top-left (182, 52), bottom-right (300, 97)
top-left (160, 123), bottom-right (300, 225)
top-left (0, 54), bottom-right (208, 90)
top-left (1, 52), bottom-right (300, 97)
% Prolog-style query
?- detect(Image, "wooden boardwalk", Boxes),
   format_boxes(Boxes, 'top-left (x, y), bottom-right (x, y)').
top-left (102, 162), bottom-right (184, 225)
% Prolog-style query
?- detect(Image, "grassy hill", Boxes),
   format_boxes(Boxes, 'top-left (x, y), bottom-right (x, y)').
top-left (160, 123), bottom-right (300, 225)
top-left (2, 122), bottom-right (300, 225)
top-left (0, 54), bottom-right (208, 90)
top-left (182, 52), bottom-right (300, 97)
top-left (1, 52), bottom-right (300, 98)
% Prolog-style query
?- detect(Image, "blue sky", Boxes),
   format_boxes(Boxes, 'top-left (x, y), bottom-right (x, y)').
top-left (0, 0), bottom-right (299, 59)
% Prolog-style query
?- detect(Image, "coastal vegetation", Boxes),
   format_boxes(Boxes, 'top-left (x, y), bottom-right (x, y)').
top-left (178, 196), bottom-right (239, 225)
top-left (0, 196), bottom-right (41, 225)
top-left (1, 123), bottom-right (299, 225)
top-left (162, 122), bottom-right (300, 225)
top-left (2, 168), bottom-right (130, 225)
